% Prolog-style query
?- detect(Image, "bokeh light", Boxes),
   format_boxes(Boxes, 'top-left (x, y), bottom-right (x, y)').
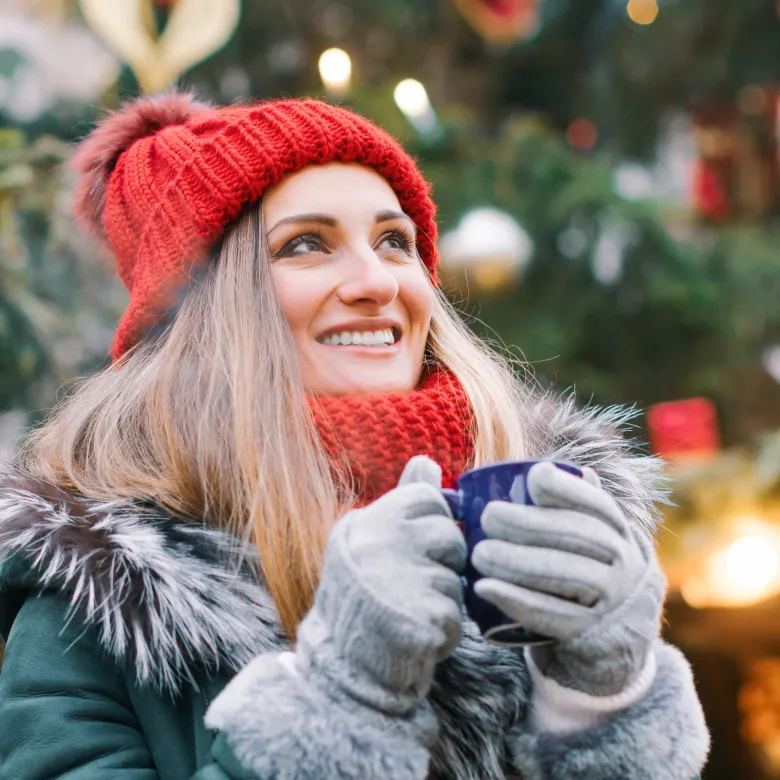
top-left (726, 536), bottom-right (780, 592)
top-left (393, 79), bottom-right (431, 119)
top-left (627, 0), bottom-right (659, 25)
top-left (566, 118), bottom-right (598, 151)
top-left (318, 48), bottom-right (352, 96)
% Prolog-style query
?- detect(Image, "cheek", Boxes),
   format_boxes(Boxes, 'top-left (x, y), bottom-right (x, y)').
top-left (400, 271), bottom-right (435, 333)
top-left (271, 268), bottom-right (323, 340)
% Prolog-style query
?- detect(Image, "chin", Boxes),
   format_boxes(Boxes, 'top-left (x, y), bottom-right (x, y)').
top-left (315, 366), bottom-right (421, 396)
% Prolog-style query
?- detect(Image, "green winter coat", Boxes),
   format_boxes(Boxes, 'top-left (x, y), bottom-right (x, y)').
top-left (0, 580), bottom-right (239, 780)
top-left (0, 398), bottom-right (710, 779)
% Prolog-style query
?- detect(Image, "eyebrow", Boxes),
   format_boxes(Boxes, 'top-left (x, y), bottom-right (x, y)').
top-left (375, 210), bottom-right (416, 233)
top-left (267, 209), bottom-right (416, 235)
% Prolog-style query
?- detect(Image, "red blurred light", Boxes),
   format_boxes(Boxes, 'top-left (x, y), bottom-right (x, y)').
top-left (566, 118), bottom-right (598, 151)
top-left (647, 398), bottom-right (720, 460)
top-left (484, 0), bottom-right (534, 19)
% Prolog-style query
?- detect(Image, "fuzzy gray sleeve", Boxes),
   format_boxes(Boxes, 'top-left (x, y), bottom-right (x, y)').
top-left (204, 653), bottom-right (438, 780)
top-left (507, 641), bottom-right (710, 780)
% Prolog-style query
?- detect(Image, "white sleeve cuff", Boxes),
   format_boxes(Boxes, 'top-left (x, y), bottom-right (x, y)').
top-left (524, 648), bottom-right (657, 735)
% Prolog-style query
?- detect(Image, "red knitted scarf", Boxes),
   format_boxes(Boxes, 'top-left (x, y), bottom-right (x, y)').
top-left (310, 369), bottom-right (474, 504)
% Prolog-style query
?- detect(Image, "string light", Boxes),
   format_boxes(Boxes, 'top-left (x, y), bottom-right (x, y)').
top-left (318, 48), bottom-right (352, 97)
top-left (738, 85), bottom-right (767, 116)
top-left (394, 79), bottom-right (430, 119)
top-left (680, 520), bottom-right (780, 609)
top-left (627, 0), bottom-right (659, 25)
top-left (394, 78), bottom-right (438, 134)
top-left (725, 536), bottom-right (779, 592)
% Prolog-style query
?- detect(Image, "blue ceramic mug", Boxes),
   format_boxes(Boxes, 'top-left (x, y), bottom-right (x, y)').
top-left (442, 459), bottom-right (582, 646)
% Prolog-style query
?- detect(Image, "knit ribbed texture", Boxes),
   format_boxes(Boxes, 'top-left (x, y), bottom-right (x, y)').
top-left (71, 92), bottom-right (439, 359)
top-left (310, 369), bottom-right (473, 503)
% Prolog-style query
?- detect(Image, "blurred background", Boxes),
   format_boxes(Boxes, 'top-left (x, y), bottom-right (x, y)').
top-left (2, 0), bottom-right (780, 775)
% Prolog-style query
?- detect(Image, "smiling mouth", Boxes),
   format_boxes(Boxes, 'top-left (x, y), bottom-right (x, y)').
top-left (316, 327), bottom-right (401, 347)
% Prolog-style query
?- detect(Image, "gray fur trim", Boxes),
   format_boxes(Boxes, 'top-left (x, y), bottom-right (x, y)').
top-left (0, 393), bottom-right (666, 697)
top-left (526, 394), bottom-right (670, 536)
top-left (0, 395), bottom-right (704, 779)
top-left (205, 652), bottom-right (437, 780)
top-left (507, 641), bottom-right (711, 780)
top-left (0, 476), bottom-right (283, 694)
top-left (428, 620), bottom-right (531, 779)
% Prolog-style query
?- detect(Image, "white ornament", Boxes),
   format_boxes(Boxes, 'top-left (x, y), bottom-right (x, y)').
top-left (0, 11), bottom-right (119, 121)
top-left (591, 220), bottom-right (639, 285)
top-left (79, 0), bottom-right (240, 94)
top-left (439, 207), bottom-right (533, 273)
top-left (763, 345), bottom-right (780, 384)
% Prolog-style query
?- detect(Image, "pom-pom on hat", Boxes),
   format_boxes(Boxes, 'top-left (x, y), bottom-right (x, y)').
top-left (71, 91), bottom-right (439, 359)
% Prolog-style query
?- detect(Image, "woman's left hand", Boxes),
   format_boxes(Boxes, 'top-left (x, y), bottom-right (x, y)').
top-left (471, 460), bottom-right (666, 697)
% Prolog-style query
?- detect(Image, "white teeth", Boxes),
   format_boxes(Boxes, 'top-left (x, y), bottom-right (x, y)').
top-left (320, 329), bottom-right (398, 346)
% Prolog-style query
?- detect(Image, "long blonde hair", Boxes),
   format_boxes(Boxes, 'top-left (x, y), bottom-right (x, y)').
top-left (18, 205), bottom-right (529, 639)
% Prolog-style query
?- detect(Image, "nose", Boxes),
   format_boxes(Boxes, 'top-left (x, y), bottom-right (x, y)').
top-left (336, 251), bottom-right (399, 308)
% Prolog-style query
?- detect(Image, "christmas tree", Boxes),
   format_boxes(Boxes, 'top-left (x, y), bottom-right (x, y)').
top-left (4, 0), bottom-right (780, 446)
top-left (4, 1), bottom-right (780, 774)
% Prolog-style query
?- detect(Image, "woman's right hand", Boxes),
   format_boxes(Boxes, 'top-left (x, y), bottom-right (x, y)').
top-left (295, 456), bottom-right (467, 715)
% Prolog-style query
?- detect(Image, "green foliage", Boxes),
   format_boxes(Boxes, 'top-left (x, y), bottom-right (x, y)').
top-left (417, 116), bottom-right (725, 402)
top-left (0, 128), bottom-right (123, 417)
top-left (2, 0), bottom-right (780, 445)
top-left (349, 108), bottom-right (780, 441)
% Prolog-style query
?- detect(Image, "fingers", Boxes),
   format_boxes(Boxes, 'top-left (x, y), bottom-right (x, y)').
top-left (473, 578), bottom-right (595, 641)
top-left (581, 466), bottom-right (601, 489)
top-left (386, 582), bottom-right (463, 659)
top-left (472, 540), bottom-right (610, 607)
top-left (427, 566), bottom-right (465, 609)
top-left (376, 481), bottom-right (452, 521)
top-left (480, 501), bottom-right (619, 564)
top-left (393, 569), bottom-right (464, 657)
top-left (375, 484), bottom-right (466, 572)
top-left (425, 588), bottom-right (465, 660)
top-left (398, 455), bottom-right (443, 489)
top-left (390, 481), bottom-right (466, 570)
top-left (527, 461), bottom-right (629, 537)
top-left (410, 513), bottom-right (468, 573)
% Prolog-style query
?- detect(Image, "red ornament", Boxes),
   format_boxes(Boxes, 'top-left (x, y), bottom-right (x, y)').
top-left (452, 0), bottom-right (539, 43)
top-left (566, 118), bottom-right (598, 152)
top-left (647, 398), bottom-right (720, 461)
top-left (693, 160), bottom-right (731, 222)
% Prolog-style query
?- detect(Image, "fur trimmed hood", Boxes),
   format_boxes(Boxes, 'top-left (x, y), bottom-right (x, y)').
top-left (0, 394), bottom-right (667, 696)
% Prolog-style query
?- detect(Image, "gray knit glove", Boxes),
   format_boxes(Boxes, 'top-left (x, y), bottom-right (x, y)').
top-left (295, 455), bottom-right (467, 716)
top-left (472, 461), bottom-right (666, 696)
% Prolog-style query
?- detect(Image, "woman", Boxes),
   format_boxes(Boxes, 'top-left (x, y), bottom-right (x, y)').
top-left (0, 92), bottom-right (708, 779)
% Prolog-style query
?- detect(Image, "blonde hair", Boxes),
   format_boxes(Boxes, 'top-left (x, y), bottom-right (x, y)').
top-left (18, 206), bottom-right (529, 639)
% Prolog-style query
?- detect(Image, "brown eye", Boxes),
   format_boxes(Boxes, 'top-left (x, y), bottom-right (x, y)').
top-left (379, 230), bottom-right (414, 254)
top-left (274, 233), bottom-right (329, 258)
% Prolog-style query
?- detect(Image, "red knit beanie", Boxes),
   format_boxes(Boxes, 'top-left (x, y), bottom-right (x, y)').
top-left (71, 91), bottom-right (440, 359)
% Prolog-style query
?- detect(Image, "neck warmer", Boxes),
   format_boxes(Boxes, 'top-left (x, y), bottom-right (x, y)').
top-left (310, 369), bottom-right (473, 504)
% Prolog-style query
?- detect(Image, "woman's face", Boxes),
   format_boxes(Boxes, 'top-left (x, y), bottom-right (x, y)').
top-left (264, 163), bottom-right (435, 396)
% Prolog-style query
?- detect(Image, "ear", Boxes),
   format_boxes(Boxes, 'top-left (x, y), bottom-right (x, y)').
top-left (70, 90), bottom-right (212, 245)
